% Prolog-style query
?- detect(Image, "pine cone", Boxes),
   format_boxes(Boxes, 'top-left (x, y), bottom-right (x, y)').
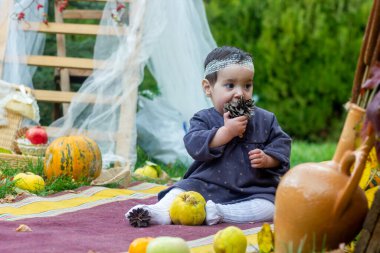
top-left (224, 96), bottom-right (255, 119)
top-left (127, 208), bottom-right (151, 227)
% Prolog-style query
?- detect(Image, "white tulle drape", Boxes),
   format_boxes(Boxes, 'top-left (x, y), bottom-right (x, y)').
top-left (0, 0), bottom-right (48, 125)
top-left (52, 0), bottom-right (216, 168)
top-left (1, 0), bottom-right (48, 87)
top-left (137, 0), bottom-right (216, 165)
top-left (1, 0), bottom-right (216, 168)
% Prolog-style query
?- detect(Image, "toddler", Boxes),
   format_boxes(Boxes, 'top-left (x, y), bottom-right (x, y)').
top-left (126, 46), bottom-right (291, 225)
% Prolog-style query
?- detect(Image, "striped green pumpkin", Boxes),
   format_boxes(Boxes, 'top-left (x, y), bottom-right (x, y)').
top-left (44, 136), bottom-right (102, 180)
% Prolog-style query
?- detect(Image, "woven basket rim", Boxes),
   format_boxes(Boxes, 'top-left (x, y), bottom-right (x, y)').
top-left (0, 109), bottom-right (23, 151)
top-left (0, 152), bottom-right (42, 160)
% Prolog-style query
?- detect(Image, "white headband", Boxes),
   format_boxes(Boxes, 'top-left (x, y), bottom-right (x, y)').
top-left (204, 55), bottom-right (254, 78)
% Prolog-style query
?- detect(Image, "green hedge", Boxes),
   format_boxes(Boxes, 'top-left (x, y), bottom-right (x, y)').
top-left (204, 0), bottom-right (371, 141)
top-left (35, 0), bottom-right (371, 141)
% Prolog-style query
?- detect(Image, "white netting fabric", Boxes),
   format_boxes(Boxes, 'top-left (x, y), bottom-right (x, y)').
top-left (1, 0), bottom-right (216, 168)
top-left (1, 0), bottom-right (48, 87)
top-left (0, 0), bottom-right (48, 125)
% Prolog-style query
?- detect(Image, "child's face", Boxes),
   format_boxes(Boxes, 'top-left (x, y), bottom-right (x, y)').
top-left (203, 64), bottom-right (254, 114)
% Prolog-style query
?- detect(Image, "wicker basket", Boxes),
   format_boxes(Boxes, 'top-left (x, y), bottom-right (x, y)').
top-left (0, 109), bottom-right (40, 169)
top-left (0, 109), bottom-right (23, 151)
top-left (0, 152), bottom-right (41, 169)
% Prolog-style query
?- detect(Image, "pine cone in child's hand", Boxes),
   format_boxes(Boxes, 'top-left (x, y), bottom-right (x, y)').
top-left (127, 208), bottom-right (151, 227)
top-left (224, 96), bottom-right (255, 119)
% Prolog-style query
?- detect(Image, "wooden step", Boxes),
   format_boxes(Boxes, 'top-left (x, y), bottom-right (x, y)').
top-left (67, 69), bottom-right (93, 77)
top-left (27, 55), bottom-right (99, 70)
top-left (33, 89), bottom-right (117, 104)
top-left (54, 69), bottom-right (92, 85)
top-left (33, 89), bottom-right (76, 103)
top-left (22, 22), bottom-right (126, 36)
top-left (54, 69), bottom-right (93, 79)
top-left (63, 10), bottom-right (103, 20)
top-left (45, 126), bottom-right (117, 141)
top-left (69, 0), bottom-right (129, 2)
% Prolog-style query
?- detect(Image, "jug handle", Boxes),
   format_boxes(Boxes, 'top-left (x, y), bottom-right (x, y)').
top-left (333, 135), bottom-right (374, 219)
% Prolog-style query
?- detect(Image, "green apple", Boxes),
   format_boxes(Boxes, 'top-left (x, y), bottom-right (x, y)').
top-left (146, 236), bottom-right (190, 253)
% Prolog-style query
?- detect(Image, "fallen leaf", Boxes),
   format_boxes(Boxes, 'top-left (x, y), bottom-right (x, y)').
top-left (0, 195), bottom-right (16, 203)
top-left (16, 224), bottom-right (32, 232)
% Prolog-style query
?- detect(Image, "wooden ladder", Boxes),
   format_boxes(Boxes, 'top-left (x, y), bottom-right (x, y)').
top-left (53, 0), bottom-right (104, 115)
top-left (0, 0), bottom-right (138, 163)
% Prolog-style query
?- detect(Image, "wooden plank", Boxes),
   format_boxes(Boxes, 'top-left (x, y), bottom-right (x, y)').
top-left (33, 89), bottom-right (76, 103)
top-left (54, 4), bottom-right (71, 116)
top-left (366, 220), bottom-right (380, 252)
top-left (45, 126), bottom-right (118, 141)
top-left (355, 189), bottom-right (380, 253)
top-left (22, 22), bottom-right (125, 36)
top-left (69, 0), bottom-right (129, 2)
top-left (33, 89), bottom-right (117, 105)
top-left (67, 69), bottom-right (93, 77)
top-left (27, 55), bottom-right (98, 69)
top-left (63, 10), bottom-right (103, 20)
top-left (114, 0), bottom-right (145, 158)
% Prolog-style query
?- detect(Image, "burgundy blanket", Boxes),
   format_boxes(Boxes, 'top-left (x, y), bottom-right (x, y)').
top-left (0, 195), bottom-right (261, 253)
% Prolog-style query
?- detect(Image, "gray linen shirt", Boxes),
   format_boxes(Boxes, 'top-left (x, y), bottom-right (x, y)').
top-left (158, 107), bottom-right (291, 204)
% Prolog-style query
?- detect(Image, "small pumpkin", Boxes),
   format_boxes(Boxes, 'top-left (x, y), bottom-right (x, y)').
top-left (13, 172), bottom-right (45, 192)
top-left (44, 136), bottom-right (102, 181)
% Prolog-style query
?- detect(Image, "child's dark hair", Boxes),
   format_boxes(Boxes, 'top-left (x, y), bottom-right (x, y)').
top-left (204, 46), bottom-right (252, 85)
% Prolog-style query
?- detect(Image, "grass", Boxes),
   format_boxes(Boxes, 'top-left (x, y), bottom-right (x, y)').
top-left (0, 159), bottom-right (91, 199)
top-left (290, 140), bottom-right (336, 167)
top-left (0, 141), bottom-right (337, 199)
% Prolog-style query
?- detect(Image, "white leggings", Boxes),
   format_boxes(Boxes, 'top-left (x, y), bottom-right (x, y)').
top-left (153, 187), bottom-right (274, 224)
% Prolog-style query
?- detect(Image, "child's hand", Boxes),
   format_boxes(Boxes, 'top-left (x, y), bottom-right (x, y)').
top-left (223, 112), bottom-right (248, 138)
top-left (249, 149), bottom-right (280, 168)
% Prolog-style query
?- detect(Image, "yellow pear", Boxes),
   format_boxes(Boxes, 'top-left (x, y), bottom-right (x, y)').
top-left (134, 166), bottom-right (158, 178)
top-left (213, 226), bottom-right (247, 253)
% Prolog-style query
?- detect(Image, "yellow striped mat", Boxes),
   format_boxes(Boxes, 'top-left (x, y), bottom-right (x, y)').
top-left (0, 182), bottom-right (167, 221)
top-left (0, 182), bottom-right (267, 252)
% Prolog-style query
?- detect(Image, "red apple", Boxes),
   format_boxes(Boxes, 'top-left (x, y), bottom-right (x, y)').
top-left (25, 126), bottom-right (48, 145)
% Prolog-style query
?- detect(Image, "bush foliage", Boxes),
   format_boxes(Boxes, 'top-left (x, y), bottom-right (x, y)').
top-left (35, 0), bottom-right (372, 141)
top-left (204, 0), bottom-right (371, 141)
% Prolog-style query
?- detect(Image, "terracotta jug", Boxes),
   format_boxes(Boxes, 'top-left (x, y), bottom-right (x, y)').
top-left (274, 104), bottom-right (371, 253)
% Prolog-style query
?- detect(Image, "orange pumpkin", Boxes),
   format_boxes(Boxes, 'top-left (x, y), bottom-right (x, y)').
top-left (44, 136), bottom-right (102, 180)
top-left (129, 237), bottom-right (154, 253)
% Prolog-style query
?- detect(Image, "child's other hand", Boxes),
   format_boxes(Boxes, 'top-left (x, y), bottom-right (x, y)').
top-left (249, 149), bottom-right (280, 168)
top-left (223, 112), bottom-right (248, 138)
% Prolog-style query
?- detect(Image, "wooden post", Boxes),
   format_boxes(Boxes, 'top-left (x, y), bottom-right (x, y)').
top-left (54, 1), bottom-right (71, 116)
top-left (354, 189), bottom-right (380, 253)
top-left (116, 0), bottom-right (147, 161)
top-left (351, 0), bottom-right (380, 104)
